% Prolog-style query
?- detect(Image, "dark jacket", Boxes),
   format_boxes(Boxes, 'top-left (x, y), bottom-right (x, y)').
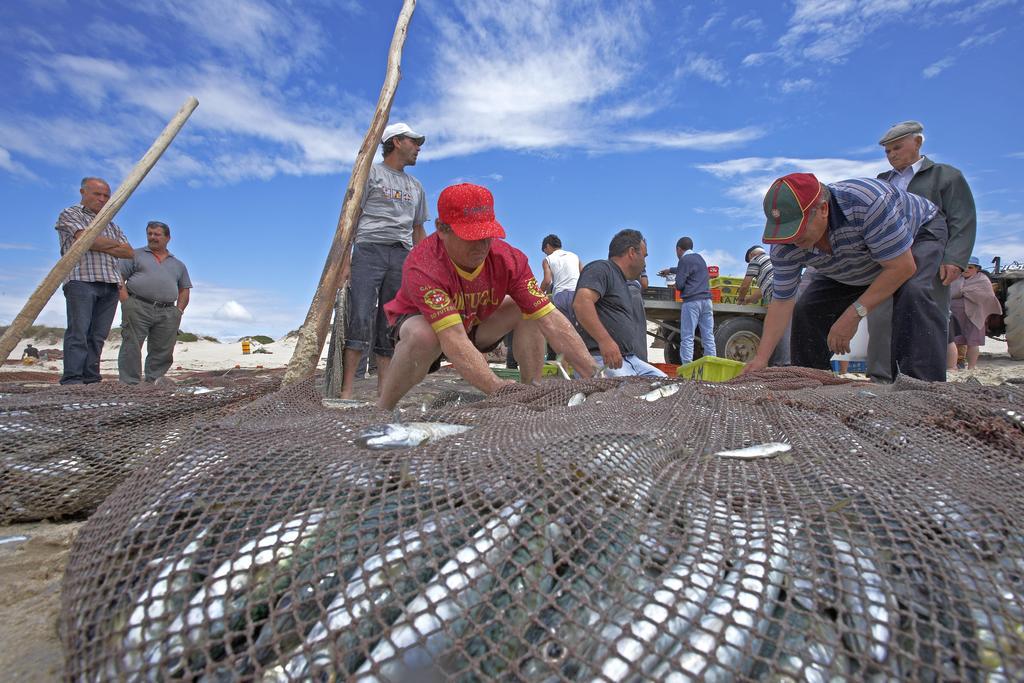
top-left (672, 252), bottom-right (711, 301)
top-left (877, 156), bottom-right (976, 269)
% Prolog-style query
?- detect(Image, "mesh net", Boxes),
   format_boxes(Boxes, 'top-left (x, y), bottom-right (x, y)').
top-left (58, 370), bottom-right (1024, 681)
top-left (1, 374), bottom-right (280, 523)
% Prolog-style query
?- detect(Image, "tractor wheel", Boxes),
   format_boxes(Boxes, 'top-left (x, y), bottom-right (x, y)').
top-left (714, 316), bottom-right (763, 362)
top-left (664, 331), bottom-right (682, 365)
top-left (1006, 280), bottom-right (1024, 360)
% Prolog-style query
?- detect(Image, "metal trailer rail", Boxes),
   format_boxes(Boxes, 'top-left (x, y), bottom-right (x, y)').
top-left (642, 286), bottom-right (768, 363)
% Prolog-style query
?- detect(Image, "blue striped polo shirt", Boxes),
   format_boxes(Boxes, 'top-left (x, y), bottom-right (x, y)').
top-left (770, 178), bottom-right (938, 300)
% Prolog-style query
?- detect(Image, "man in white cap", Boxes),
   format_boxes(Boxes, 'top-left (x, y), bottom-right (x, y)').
top-left (866, 120), bottom-right (977, 382)
top-left (377, 183), bottom-right (597, 409)
top-left (340, 122), bottom-right (428, 398)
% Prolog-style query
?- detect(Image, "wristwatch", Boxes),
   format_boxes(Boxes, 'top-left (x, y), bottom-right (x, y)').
top-left (852, 300), bottom-right (868, 318)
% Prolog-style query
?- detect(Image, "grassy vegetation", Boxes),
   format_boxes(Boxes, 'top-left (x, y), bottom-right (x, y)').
top-left (202, 335), bottom-right (220, 343)
top-left (240, 335), bottom-right (275, 345)
top-left (0, 325), bottom-right (66, 344)
top-left (176, 332), bottom-right (200, 342)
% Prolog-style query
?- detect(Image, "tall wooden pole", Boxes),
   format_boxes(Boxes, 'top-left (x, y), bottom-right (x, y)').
top-left (283, 0), bottom-right (416, 387)
top-left (0, 96), bottom-right (199, 362)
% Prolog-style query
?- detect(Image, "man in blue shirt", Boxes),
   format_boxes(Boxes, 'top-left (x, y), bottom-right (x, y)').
top-left (658, 237), bottom-right (716, 364)
top-left (744, 173), bottom-right (946, 381)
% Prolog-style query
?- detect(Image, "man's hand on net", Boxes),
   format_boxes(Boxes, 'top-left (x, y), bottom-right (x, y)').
top-left (741, 357), bottom-right (767, 375)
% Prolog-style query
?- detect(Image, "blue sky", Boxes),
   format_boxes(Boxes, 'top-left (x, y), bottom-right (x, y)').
top-left (1, 0), bottom-right (1022, 339)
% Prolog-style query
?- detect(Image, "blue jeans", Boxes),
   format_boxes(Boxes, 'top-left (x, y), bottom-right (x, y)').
top-left (679, 298), bottom-right (716, 364)
top-left (588, 353), bottom-right (667, 378)
top-left (61, 281), bottom-right (119, 384)
top-left (344, 243), bottom-right (408, 357)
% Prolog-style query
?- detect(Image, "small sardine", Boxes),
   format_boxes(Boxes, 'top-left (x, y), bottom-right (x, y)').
top-left (714, 442), bottom-right (791, 459)
top-left (641, 383), bottom-right (681, 402)
top-left (354, 422), bottom-right (472, 449)
top-left (567, 392), bottom-right (586, 407)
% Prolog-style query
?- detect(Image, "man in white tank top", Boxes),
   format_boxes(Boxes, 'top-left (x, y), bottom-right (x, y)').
top-left (540, 234), bottom-right (582, 321)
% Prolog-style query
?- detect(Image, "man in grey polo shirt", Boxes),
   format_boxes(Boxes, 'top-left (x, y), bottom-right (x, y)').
top-left (339, 121), bottom-right (428, 399)
top-left (117, 221), bottom-right (192, 384)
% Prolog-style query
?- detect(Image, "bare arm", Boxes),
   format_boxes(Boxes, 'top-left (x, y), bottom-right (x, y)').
top-left (536, 309), bottom-right (598, 377)
top-left (737, 275), bottom-right (755, 303)
top-left (412, 223), bottom-right (426, 245)
top-left (176, 288), bottom-right (190, 313)
top-left (825, 249), bottom-right (917, 355)
top-left (573, 288), bottom-right (622, 369)
top-left (73, 229), bottom-right (133, 258)
top-left (436, 324), bottom-right (510, 395)
top-left (540, 259), bottom-right (554, 293)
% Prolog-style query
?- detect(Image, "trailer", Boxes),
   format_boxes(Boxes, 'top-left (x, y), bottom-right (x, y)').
top-left (642, 286), bottom-right (767, 364)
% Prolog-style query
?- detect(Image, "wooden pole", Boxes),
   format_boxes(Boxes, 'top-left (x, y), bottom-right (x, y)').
top-left (0, 96), bottom-right (199, 363)
top-left (283, 0), bottom-right (417, 387)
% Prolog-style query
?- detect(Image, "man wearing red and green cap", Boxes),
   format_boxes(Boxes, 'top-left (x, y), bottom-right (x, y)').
top-left (744, 173), bottom-right (948, 381)
top-left (377, 183), bottom-right (597, 409)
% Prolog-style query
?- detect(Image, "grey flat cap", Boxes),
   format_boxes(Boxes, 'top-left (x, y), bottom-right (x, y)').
top-left (879, 120), bottom-right (924, 145)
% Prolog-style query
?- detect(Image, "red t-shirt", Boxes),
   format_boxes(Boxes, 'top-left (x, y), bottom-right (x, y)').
top-left (384, 233), bottom-right (554, 334)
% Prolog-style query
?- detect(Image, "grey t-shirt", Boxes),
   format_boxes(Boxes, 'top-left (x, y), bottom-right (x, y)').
top-left (120, 248), bottom-right (192, 303)
top-left (576, 259), bottom-right (642, 356)
top-left (355, 162), bottom-right (429, 248)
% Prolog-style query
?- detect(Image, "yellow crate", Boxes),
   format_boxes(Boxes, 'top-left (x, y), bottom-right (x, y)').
top-left (493, 363), bottom-right (562, 380)
top-left (677, 356), bottom-right (746, 382)
top-left (709, 276), bottom-right (745, 288)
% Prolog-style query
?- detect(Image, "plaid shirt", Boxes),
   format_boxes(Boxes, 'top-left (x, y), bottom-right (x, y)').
top-left (55, 204), bottom-right (128, 284)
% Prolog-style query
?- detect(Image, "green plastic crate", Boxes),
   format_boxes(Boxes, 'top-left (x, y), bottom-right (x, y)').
top-left (493, 363), bottom-right (561, 380)
top-left (677, 356), bottom-right (746, 382)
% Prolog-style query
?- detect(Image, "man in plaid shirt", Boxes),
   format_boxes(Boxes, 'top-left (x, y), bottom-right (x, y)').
top-left (55, 177), bottom-right (134, 384)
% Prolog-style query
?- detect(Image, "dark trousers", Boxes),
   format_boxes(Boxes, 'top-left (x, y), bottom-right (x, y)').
top-left (344, 243), bottom-right (407, 358)
top-left (792, 215), bottom-right (948, 382)
top-left (61, 281), bottom-right (119, 385)
top-left (118, 296), bottom-right (181, 384)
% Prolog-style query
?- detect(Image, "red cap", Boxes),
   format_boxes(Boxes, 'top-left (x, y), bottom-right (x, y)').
top-left (762, 172), bottom-right (822, 244)
top-left (437, 183), bottom-right (506, 241)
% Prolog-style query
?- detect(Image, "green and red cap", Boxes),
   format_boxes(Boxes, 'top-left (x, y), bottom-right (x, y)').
top-left (762, 173), bottom-right (822, 244)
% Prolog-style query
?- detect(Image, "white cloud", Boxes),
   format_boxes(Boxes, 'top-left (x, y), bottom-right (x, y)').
top-left (698, 248), bottom-right (742, 272)
top-left (923, 57), bottom-right (956, 79)
top-left (732, 13), bottom-right (765, 33)
top-left (675, 53), bottom-right (729, 85)
top-left (1009, 152), bottom-right (1024, 159)
top-left (216, 300), bottom-right (254, 321)
top-left (959, 28), bottom-right (1005, 49)
top-left (761, 0), bottom-right (1011, 66)
top-left (0, 147), bottom-right (38, 180)
top-left (0, 243), bottom-right (36, 250)
top-left (696, 155), bottom-right (891, 221)
top-left (780, 78), bottom-right (813, 93)
top-left (622, 127), bottom-right (765, 150)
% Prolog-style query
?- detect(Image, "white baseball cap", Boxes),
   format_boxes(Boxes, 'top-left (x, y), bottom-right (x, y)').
top-left (382, 122), bottom-right (425, 144)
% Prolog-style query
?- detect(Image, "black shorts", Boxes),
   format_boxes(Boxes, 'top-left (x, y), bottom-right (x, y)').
top-left (389, 314), bottom-right (503, 375)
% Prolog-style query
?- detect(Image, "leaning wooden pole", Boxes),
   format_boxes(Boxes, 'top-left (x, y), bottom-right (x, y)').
top-left (283, 0), bottom-right (416, 387)
top-left (0, 96), bottom-right (199, 363)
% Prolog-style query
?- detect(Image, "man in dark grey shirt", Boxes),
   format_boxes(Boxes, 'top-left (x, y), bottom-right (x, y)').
top-left (573, 230), bottom-right (666, 377)
top-left (117, 221), bottom-right (192, 384)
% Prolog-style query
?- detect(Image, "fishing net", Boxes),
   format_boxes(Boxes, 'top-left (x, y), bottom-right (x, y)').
top-left (0, 376), bottom-right (280, 524)
top-left (59, 370), bottom-right (1024, 681)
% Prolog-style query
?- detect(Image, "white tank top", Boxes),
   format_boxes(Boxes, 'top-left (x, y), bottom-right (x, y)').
top-left (545, 249), bottom-right (580, 294)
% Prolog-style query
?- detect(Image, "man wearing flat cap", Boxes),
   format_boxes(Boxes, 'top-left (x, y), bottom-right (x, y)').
top-left (866, 120), bottom-right (977, 382)
top-left (377, 183), bottom-right (597, 409)
top-left (743, 173), bottom-right (948, 382)
top-left (340, 121), bottom-right (428, 399)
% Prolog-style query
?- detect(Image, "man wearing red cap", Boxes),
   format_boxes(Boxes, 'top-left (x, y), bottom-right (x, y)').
top-left (377, 183), bottom-right (598, 409)
top-left (745, 173), bottom-right (948, 381)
